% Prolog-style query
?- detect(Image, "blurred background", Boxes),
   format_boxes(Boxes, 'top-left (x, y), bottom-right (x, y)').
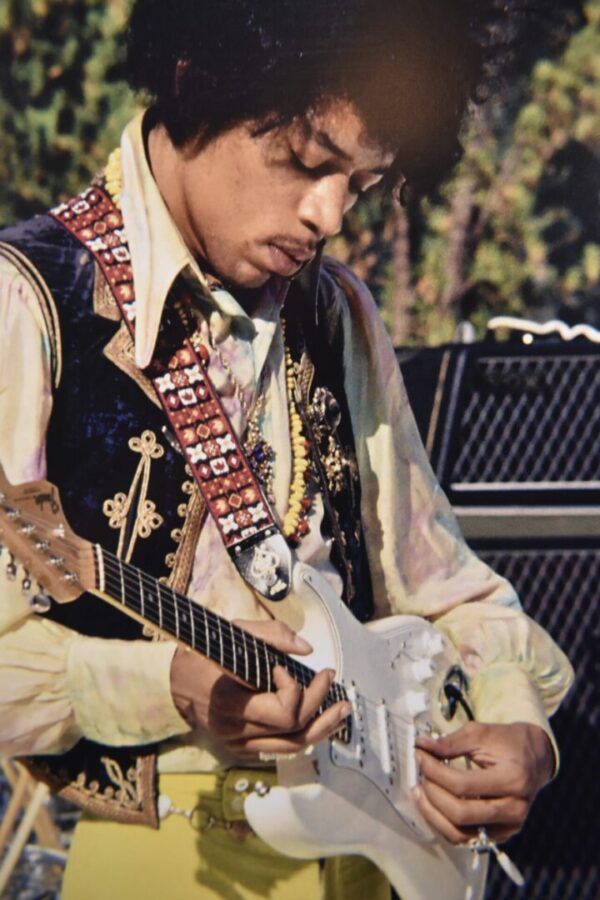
top-left (0, 0), bottom-right (599, 344)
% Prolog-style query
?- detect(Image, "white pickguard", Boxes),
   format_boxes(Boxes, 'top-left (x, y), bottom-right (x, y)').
top-left (245, 564), bottom-right (488, 900)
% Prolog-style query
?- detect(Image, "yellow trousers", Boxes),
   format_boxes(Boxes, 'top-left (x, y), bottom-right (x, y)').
top-left (61, 772), bottom-right (390, 900)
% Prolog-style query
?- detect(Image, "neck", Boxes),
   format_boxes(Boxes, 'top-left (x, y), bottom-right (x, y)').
top-left (147, 124), bottom-right (206, 262)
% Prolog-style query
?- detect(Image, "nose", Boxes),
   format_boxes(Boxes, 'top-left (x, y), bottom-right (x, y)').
top-left (298, 175), bottom-right (352, 240)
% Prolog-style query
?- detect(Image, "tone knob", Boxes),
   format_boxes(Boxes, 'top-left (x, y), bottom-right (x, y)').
top-left (404, 689), bottom-right (429, 717)
top-left (409, 658), bottom-right (435, 682)
top-left (424, 631), bottom-right (445, 658)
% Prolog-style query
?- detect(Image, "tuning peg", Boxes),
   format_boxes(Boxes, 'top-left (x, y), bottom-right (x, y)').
top-left (19, 523), bottom-right (35, 536)
top-left (35, 539), bottom-right (50, 551)
top-left (6, 553), bottom-right (17, 580)
top-left (49, 555), bottom-right (65, 567)
top-left (22, 571), bottom-right (32, 593)
top-left (30, 594), bottom-right (51, 614)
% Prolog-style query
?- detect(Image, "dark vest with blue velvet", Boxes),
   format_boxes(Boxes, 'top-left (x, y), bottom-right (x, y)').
top-left (0, 193), bottom-right (373, 826)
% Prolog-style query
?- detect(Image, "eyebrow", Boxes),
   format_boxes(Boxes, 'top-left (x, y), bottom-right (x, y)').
top-left (312, 128), bottom-right (390, 175)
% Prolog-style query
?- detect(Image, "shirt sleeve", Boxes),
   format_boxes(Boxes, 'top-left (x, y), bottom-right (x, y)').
top-left (331, 258), bottom-right (574, 756)
top-left (0, 256), bottom-right (190, 755)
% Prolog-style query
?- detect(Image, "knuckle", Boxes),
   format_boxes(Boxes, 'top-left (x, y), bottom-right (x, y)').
top-left (510, 770), bottom-right (529, 796)
top-left (278, 708), bottom-right (299, 732)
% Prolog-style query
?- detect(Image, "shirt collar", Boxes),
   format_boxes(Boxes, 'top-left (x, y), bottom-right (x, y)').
top-left (119, 111), bottom-right (291, 369)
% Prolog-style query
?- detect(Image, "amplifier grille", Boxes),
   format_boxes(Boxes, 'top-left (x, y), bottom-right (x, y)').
top-left (450, 355), bottom-right (600, 486)
top-left (477, 546), bottom-right (600, 900)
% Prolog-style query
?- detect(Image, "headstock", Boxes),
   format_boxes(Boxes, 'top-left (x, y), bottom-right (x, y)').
top-left (0, 466), bottom-right (95, 605)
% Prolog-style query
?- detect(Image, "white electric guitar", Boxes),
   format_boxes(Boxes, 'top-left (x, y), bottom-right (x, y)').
top-left (0, 469), bottom-right (488, 900)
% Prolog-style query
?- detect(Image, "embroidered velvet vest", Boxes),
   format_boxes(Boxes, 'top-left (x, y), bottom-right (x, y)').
top-left (0, 190), bottom-right (374, 826)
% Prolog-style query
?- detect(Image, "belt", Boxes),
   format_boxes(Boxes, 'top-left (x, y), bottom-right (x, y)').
top-left (157, 769), bottom-right (278, 841)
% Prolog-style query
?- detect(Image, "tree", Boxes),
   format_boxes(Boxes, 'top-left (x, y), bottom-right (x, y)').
top-left (0, 0), bottom-right (135, 225)
top-left (331, 0), bottom-right (600, 343)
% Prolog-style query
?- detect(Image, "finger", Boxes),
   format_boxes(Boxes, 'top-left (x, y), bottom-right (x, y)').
top-left (416, 722), bottom-right (486, 760)
top-left (229, 699), bottom-right (351, 754)
top-left (415, 749), bottom-right (525, 799)
top-left (239, 666), bottom-right (335, 733)
top-left (417, 776), bottom-right (529, 829)
top-left (411, 784), bottom-right (473, 845)
top-left (233, 618), bottom-right (313, 654)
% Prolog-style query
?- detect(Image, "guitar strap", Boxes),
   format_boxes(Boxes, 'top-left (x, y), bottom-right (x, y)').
top-left (50, 185), bottom-right (292, 600)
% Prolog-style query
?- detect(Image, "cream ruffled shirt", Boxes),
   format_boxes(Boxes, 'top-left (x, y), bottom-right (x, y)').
top-left (0, 113), bottom-right (573, 771)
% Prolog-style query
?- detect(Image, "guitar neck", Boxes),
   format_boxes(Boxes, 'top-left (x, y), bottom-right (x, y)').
top-left (94, 545), bottom-right (347, 712)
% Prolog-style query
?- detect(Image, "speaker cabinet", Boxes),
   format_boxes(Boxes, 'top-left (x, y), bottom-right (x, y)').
top-left (399, 337), bottom-right (600, 900)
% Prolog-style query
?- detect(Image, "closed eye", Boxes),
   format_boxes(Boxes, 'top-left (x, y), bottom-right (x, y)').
top-left (290, 150), bottom-right (333, 179)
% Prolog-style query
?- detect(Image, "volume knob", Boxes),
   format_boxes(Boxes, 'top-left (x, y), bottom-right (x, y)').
top-left (404, 689), bottom-right (429, 717)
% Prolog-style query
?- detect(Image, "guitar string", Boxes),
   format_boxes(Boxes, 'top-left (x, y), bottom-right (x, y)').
top-left (0, 503), bottom-right (321, 693)
top-left (0, 499), bottom-right (312, 685)
top-left (105, 553), bottom-right (427, 743)
top-left (101, 559), bottom-right (350, 728)
top-left (100, 550), bottom-right (344, 703)
top-left (2, 505), bottom-right (440, 733)
top-left (102, 560), bottom-right (315, 692)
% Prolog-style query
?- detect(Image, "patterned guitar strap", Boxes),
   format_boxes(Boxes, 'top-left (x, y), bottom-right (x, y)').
top-left (51, 185), bottom-right (292, 600)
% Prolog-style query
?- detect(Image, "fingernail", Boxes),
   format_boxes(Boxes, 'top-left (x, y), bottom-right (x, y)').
top-left (293, 635), bottom-right (312, 652)
top-left (412, 786), bottom-right (422, 801)
top-left (340, 703), bottom-right (352, 718)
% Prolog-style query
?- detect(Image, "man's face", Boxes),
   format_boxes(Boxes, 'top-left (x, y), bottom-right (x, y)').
top-left (164, 99), bottom-right (393, 288)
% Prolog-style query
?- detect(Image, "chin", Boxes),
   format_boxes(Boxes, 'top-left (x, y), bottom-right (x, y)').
top-left (225, 264), bottom-right (271, 291)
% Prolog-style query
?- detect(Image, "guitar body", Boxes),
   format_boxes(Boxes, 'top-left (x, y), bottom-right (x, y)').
top-left (247, 564), bottom-right (488, 900)
top-left (0, 471), bottom-right (487, 899)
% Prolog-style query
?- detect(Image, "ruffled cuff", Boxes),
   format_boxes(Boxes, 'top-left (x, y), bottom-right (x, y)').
top-left (469, 663), bottom-right (560, 774)
top-left (67, 637), bottom-right (191, 746)
top-left (0, 617), bottom-right (81, 755)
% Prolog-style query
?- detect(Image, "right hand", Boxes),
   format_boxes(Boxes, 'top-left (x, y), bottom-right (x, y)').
top-left (170, 618), bottom-right (351, 760)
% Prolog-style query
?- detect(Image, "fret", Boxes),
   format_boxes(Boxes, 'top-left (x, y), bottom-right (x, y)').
top-left (157, 581), bottom-right (165, 631)
top-left (263, 643), bottom-right (272, 693)
top-left (95, 545), bottom-right (106, 592)
top-left (229, 620), bottom-right (237, 677)
top-left (138, 569), bottom-right (145, 619)
top-left (218, 617), bottom-right (224, 667)
top-left (188, 598), bottom-right (196, 650)
top-left (118, 558), bottom-right (125, 604)
top-left (204, 610), bottom-right (211, 660)
top-left (241, 627), bottom-right (250, 684)
top-left (172, 585), bottom-right (179, 638)
top-left (252, 634), bottom-right (261, 689)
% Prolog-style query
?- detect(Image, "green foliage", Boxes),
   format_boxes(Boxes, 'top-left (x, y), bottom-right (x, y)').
top-left (335, 2), bottom-right (600, 343)
top-left (1, 1), bottom-right (598, 344)
top-left (402, 0), bottom-right (600, 342)
top-left (0, 0), bottom-right (136, 224)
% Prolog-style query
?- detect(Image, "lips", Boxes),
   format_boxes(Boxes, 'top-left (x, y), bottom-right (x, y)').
top-left (267, 242), bottom-right (316, 278)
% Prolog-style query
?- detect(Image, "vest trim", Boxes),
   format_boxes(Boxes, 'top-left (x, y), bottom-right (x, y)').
top-left (0, 240), bottom-right (62, 387)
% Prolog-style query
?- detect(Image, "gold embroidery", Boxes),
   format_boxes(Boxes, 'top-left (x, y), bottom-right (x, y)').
top-left (165, 483), bottom-right (207, 594)
top-left (103, 430), bottom-right (165, 562)
top-left (103, 320), bottom-right (161, 408)
top-left (93, 261), bottom-right (121, 321)
top-left (71, 763), bottom-right (140, 811)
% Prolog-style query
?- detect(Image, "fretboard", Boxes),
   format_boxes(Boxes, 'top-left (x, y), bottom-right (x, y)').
top-left (95, 545), bottom-right (350, 734)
